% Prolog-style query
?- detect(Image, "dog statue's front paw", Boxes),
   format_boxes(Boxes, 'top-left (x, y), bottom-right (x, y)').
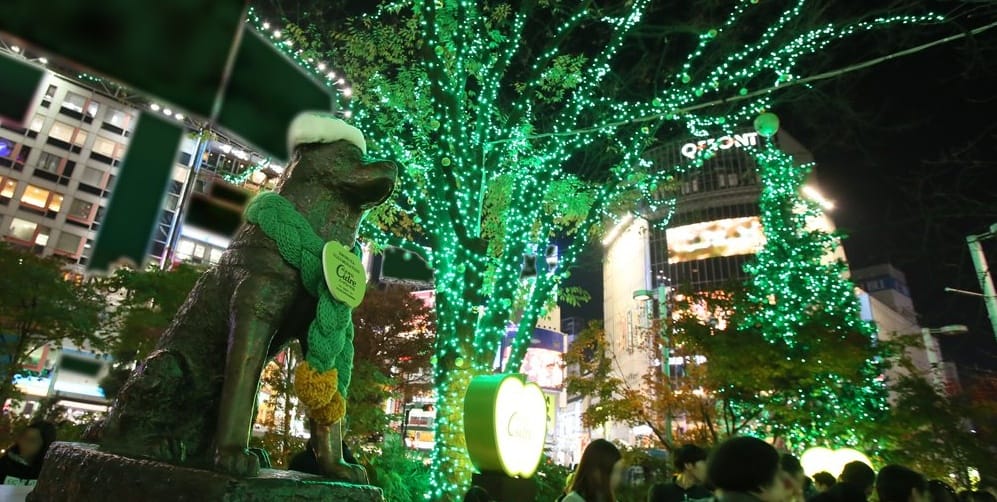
top-left (318, 460), bottom-right (368, 485)
top-left (214, 446), bottom-right (261, 477)
top-left (344, 463), bottom-right (369, 485)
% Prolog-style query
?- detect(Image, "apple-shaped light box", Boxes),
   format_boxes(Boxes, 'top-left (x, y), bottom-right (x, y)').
top-left (463, 374), bottom-right (548, 479)
top-left (800, 447), bottom-right (873, 478)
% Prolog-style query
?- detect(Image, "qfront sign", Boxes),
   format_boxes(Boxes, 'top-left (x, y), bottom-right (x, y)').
top-left (464, 374), bottom-right (547, 478)
top-left (680, 132), bottom-right (759, 159)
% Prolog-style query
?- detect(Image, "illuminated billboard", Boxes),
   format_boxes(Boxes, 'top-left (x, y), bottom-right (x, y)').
top-left (500, 327), bottom-right (566, 390)
top-left (667, 217), bottom-right (765, 264)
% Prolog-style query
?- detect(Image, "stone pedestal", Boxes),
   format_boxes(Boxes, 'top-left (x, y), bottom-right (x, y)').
top-left (28, 443), bottom-right (383, 502)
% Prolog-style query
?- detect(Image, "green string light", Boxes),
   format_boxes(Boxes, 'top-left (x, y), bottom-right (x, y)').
top-left (220, 157), bottom-right (272, 185)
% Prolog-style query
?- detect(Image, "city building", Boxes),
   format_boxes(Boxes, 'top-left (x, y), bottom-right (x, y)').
top-left (0, 40), bottom-right (282, 416)
top-left (0, 42), bottom-right (191, 415)
top-left (854, 264), bottom-right (961, 394)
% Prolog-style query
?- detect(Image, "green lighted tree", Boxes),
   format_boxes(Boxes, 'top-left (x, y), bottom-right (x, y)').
top-left (260, 1), bottom-right (942, 496)
top-left (738, 141), bottom-right (889, 449)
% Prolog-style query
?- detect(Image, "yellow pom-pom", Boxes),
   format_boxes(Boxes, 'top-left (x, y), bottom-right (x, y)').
top-left (309, 392), bottom-right (347, 425)
top-left (294, 362), bottom-right (338, 410)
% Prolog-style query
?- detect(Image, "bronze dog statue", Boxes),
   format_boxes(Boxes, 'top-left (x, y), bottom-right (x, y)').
top-left (99, 113), bottom-right (396, 483)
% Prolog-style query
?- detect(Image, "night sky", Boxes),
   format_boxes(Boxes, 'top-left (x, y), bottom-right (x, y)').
top-left (564, 14), bottom-right (997, 385)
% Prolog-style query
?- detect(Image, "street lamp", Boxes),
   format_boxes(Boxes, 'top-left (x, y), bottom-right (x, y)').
top-left (921, 324), bottom-right (968, 393)
top-left (965, 223), bottom-right (997, 343)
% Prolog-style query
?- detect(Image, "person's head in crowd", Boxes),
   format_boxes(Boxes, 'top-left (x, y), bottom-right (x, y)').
top-left (813, 472), bottom-right (836, 493)
top-left (570, 439), bottom-right (625, 502)
top-left (14, 421), bottom-right (56, 468)
top-left (780, 454), bottom-right (806, 501)
top-left (928, 480), bottom-right (959, 502)
top-left (876, 465), bottom-right (928, 502)
top-left (463, 485), bottom-right (492, 502)
top-left (675, 444), bottom-right (709, 485)
top-left (840, 461), bottom-right (877, 496)
top-left (707, 436), bottom-right (789, 502)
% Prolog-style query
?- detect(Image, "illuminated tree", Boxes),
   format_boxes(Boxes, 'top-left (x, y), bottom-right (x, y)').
top-left (258, 1), bottom-right (941, 497)
top-left (737, 142), bottom-right (889, 448)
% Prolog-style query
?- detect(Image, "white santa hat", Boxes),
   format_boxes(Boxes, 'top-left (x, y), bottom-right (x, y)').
top-left (287, 111), bottom-right (367, 155)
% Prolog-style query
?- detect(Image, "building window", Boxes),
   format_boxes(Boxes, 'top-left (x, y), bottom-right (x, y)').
top-left (49, 121), bottom-right (76, 143)
top-left (92, 137), bottom-right (118, 158)
top-left (104, 108), bottom-right (133, 130)
top-left (67, 198), bottom-right (95, 221)
top-left (20, 185), bottom-right (63, 213)
top-left (0, 139), bottom-right (13, 159)
top-left (1, 178), bottom-right (17, 199)
top-left (28, 115), bottom-right (45, 138)
top-left (62, 92), bottom-right (85, 112)
top-left (44, 84), bottom-right (57, 99)
top-left (63, 92), bottom-right (100, 119)
top-left (37, 152), bottom-right (62, 173)
top-left (81, 167), bottom-right (105, 187)
top-left (8, 218), bottom-right (49, 246)
top-left (176, 239), bottom-right (195, 260)
top-left (73, 129), bottom-right (88, 147)
top-left (54, 232), bottom-right (82, 255)
top-left (8, 218), bottom-right (37, 241)
top-left (15, 145), bottom-right (31, 164)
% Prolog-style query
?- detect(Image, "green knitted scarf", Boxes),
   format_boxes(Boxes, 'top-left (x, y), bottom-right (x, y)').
top-left (245, 191), bottom-right (357, 397)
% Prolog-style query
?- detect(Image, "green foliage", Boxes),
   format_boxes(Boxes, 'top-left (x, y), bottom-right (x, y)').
top-left (351, 285), bottom-right (435, 396)
top-left (343, 361), bottom-right (392, 445)
top-left (358, 436), bottom-right (431, 502)
top-left (95, 263), bottom-right (203, 400)
top-left (871, 336), bottom-right (996, 489)
top-left (0, 244), bottom-right (106, 406)
top-left (99, 263), bottom-right (204, 363)
top-left (347, 285), bottom-right (435, 444)
top-left (535, 456), bottom-right (572, 501)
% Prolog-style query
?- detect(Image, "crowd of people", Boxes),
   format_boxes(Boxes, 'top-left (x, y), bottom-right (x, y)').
top-left (549, 437), bottom-right (995, 502)
top-left (0, 419), bottom-right (991, 502)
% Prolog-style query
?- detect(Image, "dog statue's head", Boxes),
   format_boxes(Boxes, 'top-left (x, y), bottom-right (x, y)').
top-left (281, 112), bottom-right (397, 211)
